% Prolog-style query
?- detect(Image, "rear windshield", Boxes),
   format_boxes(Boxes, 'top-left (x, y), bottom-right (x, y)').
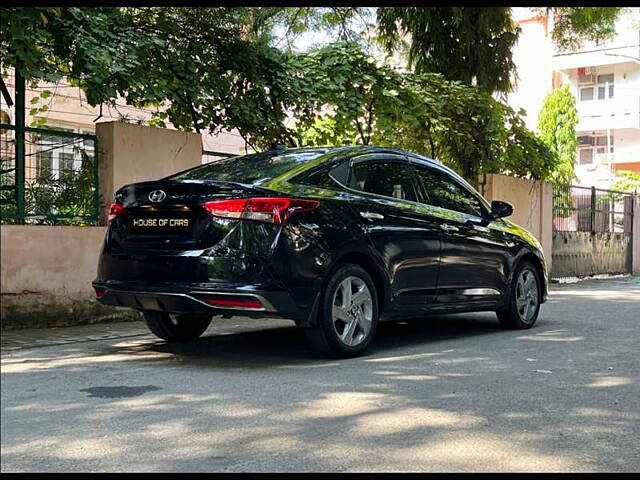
top-left (169, 149), bottom-right (328, 184)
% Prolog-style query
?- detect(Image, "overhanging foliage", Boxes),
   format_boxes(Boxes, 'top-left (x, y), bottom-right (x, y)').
top-left (2, 7), bottom-right (559, 182)
top-left (292, 43), bottom-right (557, 181)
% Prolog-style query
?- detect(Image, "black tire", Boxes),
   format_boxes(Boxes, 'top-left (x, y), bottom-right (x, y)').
top-left (144, 311), bottom-right (212, 341)
top-left (496, 261), bottom-right (541, 329)
top-left (305, 263), bottom-right (379, 358)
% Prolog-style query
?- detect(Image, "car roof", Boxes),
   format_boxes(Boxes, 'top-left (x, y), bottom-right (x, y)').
top-left (265, 145), bottom-right (441, 167)
top-left (273, 145), bottom-right (472, 191)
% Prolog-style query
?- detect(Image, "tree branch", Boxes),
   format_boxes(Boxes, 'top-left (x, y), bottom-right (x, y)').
top-left (354, 117), bottom-right (367, 145)
top-left (424, 118), bottom-right (437, 158)
top-left (366, 96), bottom-right (375, 142)
top-left (184, 91), bottom-right (201, 133)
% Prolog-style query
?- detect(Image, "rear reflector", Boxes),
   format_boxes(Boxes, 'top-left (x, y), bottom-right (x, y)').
top-left (203, 197), bottom-right (319, 225)
top-left (204, 298), bottom-right (263, 309)
top-left (108, 203), bottom-right (125, 223)
top-left (94, 288), bottom-right (106, 299)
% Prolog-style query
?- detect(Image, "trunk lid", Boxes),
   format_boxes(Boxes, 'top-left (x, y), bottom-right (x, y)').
top-left (111, 179), bottom-right (267, 249)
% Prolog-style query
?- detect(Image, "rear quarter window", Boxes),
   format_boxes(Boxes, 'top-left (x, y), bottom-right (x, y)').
top-left (293, 160), bottom-right (350, 189)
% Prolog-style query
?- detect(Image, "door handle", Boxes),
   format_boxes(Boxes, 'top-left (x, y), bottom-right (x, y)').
top-left (360, 211), bottom-right (384, 220)
top-left (440, 223), bottom-right (459, 232)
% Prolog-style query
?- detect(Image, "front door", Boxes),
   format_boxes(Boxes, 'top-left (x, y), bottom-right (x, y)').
top-left (411, 163), bottom-right (512, 304)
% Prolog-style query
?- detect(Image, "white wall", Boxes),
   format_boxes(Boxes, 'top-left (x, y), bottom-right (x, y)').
top-left (614, 129), bottom-right (640, 164)
top-left (506, 11), bottom-right (553, 130)
top-left (202, 130), bottom-right (247, 157)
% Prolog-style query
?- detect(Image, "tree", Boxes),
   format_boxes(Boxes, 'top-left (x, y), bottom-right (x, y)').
top-left (1, 7), bottom-right (306, 148)
top-left (537, 85), bottom-right (579, 184)
top-left (610, 171), bottom-right (640, 194)
top-left (540, 7), bottom-right (626, 52)
top-left (1, 7), bottom-right (378, 150)
top-left (294, 43), bottom-right (557, 182)
top-left (246, 7), bottom-right (374, 50)
top-left (1, 8), bottom-right (560, 182)
top-left (376, 7), bottom-right (626, 94)
top-left (377, 7), bottom-right (520, 94)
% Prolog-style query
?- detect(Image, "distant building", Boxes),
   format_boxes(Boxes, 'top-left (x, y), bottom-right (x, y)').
top-left (509, 7), bottom-right (640, 188)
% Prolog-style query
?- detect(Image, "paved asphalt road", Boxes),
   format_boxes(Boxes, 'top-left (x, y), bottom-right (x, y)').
top-left (1, 277), bottom-right (639, 472)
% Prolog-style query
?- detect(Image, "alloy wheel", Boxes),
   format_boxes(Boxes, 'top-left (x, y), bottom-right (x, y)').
top-left (331, 276), bottom-right (373, 347)
top-left (515, 268), bottom-right (539, 324)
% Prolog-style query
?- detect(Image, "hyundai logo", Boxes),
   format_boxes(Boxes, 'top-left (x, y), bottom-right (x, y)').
top-left (148, 190), bottom-right (167, 203)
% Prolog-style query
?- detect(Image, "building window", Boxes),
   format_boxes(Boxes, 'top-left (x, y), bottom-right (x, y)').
top-left (598, 85), bottom-right (614, 100)
top-left (34, 126), bottom-right (94, 180)
top-left (597, 74), bottom-right (614, 98)
top-left (579, 72), bottom-right (614, 102)
top-left (577, 134), bottom-right (614, 165)
top-left (595, 135), bottom-right (614, 152)
top-left (579, 148), bottom-right (594, 165)
top-left (37, 150), bottom-right (54, 175)
top-left (580, 87), bottom-right (594, 101)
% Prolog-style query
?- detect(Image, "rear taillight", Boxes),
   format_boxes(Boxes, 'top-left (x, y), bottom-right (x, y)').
top-left (203, 197), bottom-right (319, 225)
top-left (108, 203), bottom-right (125, 223)
top-left (94, 288), bottom-right (106, 299)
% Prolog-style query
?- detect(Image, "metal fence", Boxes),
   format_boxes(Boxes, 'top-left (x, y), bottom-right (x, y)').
top-left (1, 124), bottom-right (99, 225)
top-left (552, 184), bottom-right (635, 234)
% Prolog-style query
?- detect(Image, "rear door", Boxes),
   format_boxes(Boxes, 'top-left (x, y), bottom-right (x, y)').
top-left (346, 154), bottom-right (442, 307)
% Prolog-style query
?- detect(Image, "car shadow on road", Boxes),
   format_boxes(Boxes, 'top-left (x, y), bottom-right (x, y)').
top-left (125, 312), bottom-right (509, 368)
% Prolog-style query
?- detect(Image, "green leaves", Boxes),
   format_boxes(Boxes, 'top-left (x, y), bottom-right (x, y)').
top-left (537, 85), bottom-right (578, 184)
top-left (377, 7), bottom-right (519, 94)
top-left (1, 8), bottom-right (560, 183)
top-left (610, 171), bottom-right (640, 194)
top-left (292, 43), bottom-right (555, 182)
top-left (543, 7), bottom-right (624, 52)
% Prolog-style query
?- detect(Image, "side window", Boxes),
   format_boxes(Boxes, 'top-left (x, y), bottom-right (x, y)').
top-left (413, 166), bottom-right (483, 217)
top-left (349, 161), bottom-right (418, 202)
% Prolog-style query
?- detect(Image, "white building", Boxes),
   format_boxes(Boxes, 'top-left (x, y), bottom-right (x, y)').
top-left (509, 7), bottom-right (640, 188)
top-left (507, 8), bottom-right (556, 131)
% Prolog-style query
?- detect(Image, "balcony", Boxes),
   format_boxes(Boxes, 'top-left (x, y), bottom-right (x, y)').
top-left (552, 44), bottom-right (640, 70)
top-left (576, 98), bottom-right (640, 131)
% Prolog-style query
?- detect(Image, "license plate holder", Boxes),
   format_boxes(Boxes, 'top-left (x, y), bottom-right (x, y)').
top-left (130, 213), bottom-right (192, 234)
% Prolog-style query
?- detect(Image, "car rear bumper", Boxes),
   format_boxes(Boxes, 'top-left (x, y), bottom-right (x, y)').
top-left (92, 281), bottom-right (312, 322)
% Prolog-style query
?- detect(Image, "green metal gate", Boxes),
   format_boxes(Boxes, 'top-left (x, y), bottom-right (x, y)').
top-left (1, 70), bottom-right (100, 225)
top-left (0, 123), bottom-right (99, 225)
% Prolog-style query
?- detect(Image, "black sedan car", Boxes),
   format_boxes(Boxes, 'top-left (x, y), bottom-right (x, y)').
top-left (94, 146), bottom-right (547, 357)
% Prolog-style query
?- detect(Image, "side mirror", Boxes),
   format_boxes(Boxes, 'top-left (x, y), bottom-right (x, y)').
top-left (490, 200), bottom-right (513, 220)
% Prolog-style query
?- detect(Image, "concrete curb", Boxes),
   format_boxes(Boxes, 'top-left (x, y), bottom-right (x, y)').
top-left (1, 293), bottom-right (140, 330)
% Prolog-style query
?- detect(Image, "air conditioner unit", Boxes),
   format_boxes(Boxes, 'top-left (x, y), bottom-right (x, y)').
top-left (578, 74), bottom-right (596, 85)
